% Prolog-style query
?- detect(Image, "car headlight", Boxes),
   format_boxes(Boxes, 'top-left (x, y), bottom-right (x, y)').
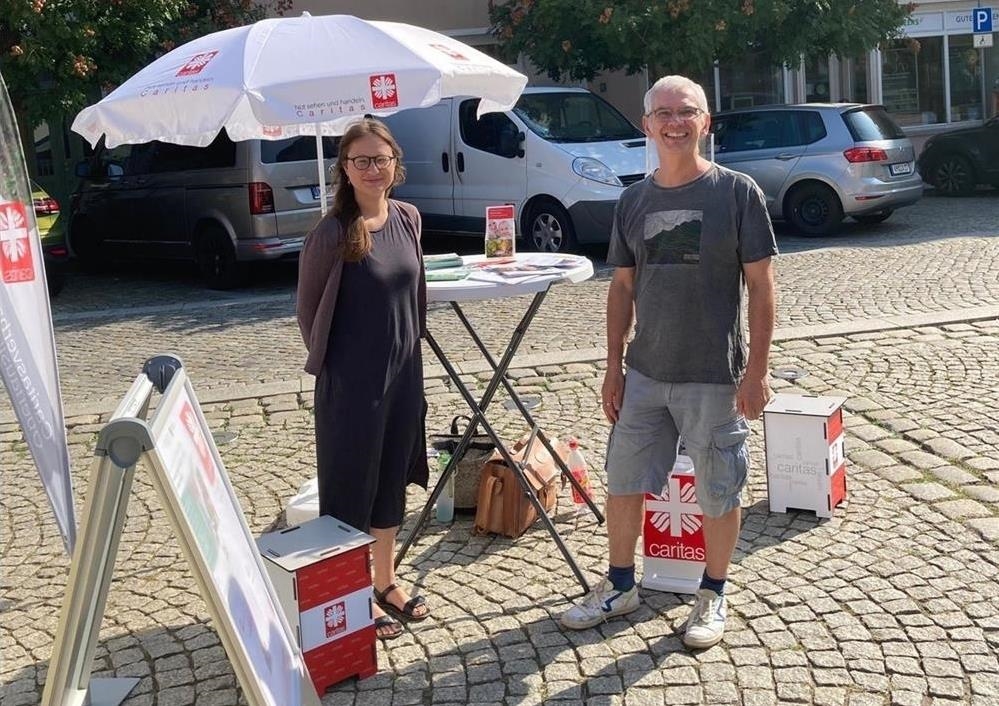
top-left (572, 157), bottom-right (622, 186)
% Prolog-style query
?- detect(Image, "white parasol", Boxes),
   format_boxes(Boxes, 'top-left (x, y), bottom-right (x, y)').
top-left (72, 13), bottom-right (527, 211)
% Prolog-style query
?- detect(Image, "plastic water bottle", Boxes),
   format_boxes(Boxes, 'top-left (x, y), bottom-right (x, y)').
top-left (435, 451), bottom-right (455, 523)
top-left (566, 438), bottom-right (591, 514)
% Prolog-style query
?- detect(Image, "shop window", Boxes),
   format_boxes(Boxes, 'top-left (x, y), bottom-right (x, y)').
top-left (949, 35), bottom-right (984, 121)
top-left (34, 122), bottom-right (53, 176)
top-left (881, 37), bottom-right (945, 127)
top-left (805, 56), bottom-right (831, 102)
top-left (840, 54), bottom-right (869, 104)
top-left (719, 49), bottom-right (785, 110)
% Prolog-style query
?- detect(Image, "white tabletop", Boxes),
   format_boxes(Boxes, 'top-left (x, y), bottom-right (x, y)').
top-left (426, 253), bottom-right (594, 303)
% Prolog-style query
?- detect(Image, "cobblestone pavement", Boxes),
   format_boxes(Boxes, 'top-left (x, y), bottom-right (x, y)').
top-left (2, 192), bottom-right (999, 705)
top-left (2, 190), bottom-right (995, 412)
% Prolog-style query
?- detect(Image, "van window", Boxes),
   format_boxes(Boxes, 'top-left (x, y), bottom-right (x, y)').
top-left (842, 107), bottom-right (906, 141)
top-left (458, 100), bottom-right (520, 156)
top-left (514, 92), bottom-right (641, 143)
top-left (151, 133), bottom-right (237, 172)
top-left (260, 136), bottom-right (338, 164)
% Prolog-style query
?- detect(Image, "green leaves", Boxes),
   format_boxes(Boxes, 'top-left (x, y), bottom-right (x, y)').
top-left (0, 0), bottom-right (276, 125)
top-left (489, 0), bottom-right (911, 82)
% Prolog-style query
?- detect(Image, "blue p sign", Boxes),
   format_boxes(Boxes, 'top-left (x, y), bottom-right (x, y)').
top-left (973, 8), bottom-right (993, 32)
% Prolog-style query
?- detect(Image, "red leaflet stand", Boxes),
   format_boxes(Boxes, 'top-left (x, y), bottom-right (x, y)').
top-left (764, 394), bottom-right (848, 518)
top-left (641, 456), bottom-right (706, 595)
top-left (257, 516), bottom-right (377, 695)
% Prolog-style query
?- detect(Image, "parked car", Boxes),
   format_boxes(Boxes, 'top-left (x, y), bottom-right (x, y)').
top-left (32, 181), bottom-right (68, 297)
top-left (70, 133), bottom-right (336, 288)
top-left (916, 116), bottom-right (999, 196)
top-left (710, 103), bottom-right (923, 235)
top-left (382, 87), bottom-right (647, 253)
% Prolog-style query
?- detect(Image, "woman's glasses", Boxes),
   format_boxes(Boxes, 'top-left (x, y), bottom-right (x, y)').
top-left (345, 155), bottom-right (396, 170)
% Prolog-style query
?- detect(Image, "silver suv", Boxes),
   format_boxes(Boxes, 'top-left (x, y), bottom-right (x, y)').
top-left (71, 133), bottom-right (335, 288)
top-left (711, 104), bottom-right (923, 235)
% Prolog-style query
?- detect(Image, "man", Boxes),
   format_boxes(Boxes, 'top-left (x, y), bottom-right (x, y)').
top-left (560, 76), bottom-right (777, 649)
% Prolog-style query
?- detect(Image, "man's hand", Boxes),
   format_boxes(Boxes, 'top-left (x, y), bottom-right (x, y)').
top-left (736, 371), bottom-right (772, 421)
top-left (601, 367), bottom-right (625, 423)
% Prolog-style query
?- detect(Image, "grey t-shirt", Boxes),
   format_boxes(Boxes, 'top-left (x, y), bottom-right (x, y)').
top-left (607, 164), bottom-right (777, 384)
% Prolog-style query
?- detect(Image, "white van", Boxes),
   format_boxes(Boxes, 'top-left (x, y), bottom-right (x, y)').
top-left (382, 87), bottom-right (647, 253)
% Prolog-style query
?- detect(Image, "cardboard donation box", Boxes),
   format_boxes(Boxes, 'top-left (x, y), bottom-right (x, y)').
top-left (257, 515), bottom-right (377, 695)
top-left (642, 455), bottom-right (705, 594)
top-left (764, 393), bottom-right (848, 518)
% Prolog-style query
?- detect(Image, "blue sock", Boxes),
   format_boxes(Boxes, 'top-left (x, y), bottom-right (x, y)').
top-left (608, 565), bottom-right (635, 592)
top-left (700, 571), bottom-right (726, 595)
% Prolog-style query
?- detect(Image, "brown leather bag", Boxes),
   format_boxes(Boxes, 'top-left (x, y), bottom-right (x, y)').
top-left (472, 434), bottom-right (566, 538)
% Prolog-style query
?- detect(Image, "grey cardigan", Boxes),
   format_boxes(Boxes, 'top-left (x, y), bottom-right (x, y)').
top-left (296, 199), bottom-right (427, 376)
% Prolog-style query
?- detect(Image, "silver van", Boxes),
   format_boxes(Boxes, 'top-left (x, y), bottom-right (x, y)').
top-left (710, 103), bottom-right (923, 235)
top-left (71, 133), bottom-right (335, 287)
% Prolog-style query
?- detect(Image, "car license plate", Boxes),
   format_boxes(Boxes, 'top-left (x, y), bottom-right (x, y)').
top-left (890, 162), bottom-right (912, 176)
top-left (310, 185), bottom-right (333, 200)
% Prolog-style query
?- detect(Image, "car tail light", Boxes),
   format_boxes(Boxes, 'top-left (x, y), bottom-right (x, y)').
top-left (249, 182), bottom-right (274, 214)
top-left (33, 196), bottom-right (60, 215)
top-left (843, 147), bottom-right (888, 163)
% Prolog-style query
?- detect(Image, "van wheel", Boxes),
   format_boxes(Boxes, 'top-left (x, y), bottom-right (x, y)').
top-left (70, 219), bottom-right (102, 267)
top-left (527, 200), bottom-right (576, 253)
top-left (785, 183), bottom-right (843, 236)
top-left (852, 209), bottom-right (893, 225)
top-left (933, 155), bottom-right (975, 196)
top-left (196, 227), bottom-right (244, 290)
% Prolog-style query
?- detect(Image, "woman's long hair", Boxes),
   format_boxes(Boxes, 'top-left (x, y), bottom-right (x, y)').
top-left (330, 118), bottom-right (406, 261)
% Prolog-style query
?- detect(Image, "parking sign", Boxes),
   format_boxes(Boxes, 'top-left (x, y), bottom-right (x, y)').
top-left (973, 7), bottom-right (993, 32)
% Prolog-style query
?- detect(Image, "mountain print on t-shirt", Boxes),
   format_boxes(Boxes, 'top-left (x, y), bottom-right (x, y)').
top-left (643, 209), bottom-right (702, 265)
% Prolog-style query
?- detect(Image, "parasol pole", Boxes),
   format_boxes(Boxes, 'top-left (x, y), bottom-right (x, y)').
top-left (315, 123), bottom-right (328, 215)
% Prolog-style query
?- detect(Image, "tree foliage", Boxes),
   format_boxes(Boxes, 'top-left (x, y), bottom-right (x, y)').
top-left (0, 0), bottom-right (290, 125)
top-left (489, 0), bottom-right (914, 82)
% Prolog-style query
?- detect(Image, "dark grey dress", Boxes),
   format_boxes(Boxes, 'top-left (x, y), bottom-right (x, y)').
top-left (314, 202), bottom-right (427, 532)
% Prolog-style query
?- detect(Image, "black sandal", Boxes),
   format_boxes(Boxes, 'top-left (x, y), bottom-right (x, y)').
top-left (373, 614), bottom-right (403, 641)
top-left (374, 583), bottom-right (430, 622)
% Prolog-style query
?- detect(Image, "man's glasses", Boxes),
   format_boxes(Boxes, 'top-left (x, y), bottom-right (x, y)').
top-left (646, 107), bottom-right (704, 122)
top-left (345, 155), bottom-right (396, 170)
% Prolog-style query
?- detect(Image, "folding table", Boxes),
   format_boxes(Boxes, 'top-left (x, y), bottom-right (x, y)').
top-left (395, 253), bottom-right (604, 594)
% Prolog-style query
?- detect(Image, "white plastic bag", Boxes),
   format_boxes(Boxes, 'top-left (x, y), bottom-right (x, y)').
top-left (285, 477), bottom-right (319, 526)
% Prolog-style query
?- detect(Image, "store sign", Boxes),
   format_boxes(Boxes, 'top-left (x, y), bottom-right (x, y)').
top-left (946, 8), bottom-right (999, 33)
top-left (903, 12), bottom-right (944, 35)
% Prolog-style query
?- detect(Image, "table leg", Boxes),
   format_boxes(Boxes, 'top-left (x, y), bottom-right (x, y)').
top-left (450, 300), bottom-right (604, 523)
top-left (396, 290), bottom-right (593, 594)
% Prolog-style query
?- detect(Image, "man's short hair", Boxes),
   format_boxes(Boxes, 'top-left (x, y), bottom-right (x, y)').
top-left (644, 76), bottom-right (710, 115)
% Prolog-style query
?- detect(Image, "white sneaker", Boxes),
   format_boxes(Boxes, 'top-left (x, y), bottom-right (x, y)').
top-left (560, 578), bottom-right (640, 630)
top-left (682, 588), bottom-right (727, 648)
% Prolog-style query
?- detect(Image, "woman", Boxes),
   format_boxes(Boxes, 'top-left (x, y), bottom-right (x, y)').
top-left (297, 118), bottom-right (430, 641)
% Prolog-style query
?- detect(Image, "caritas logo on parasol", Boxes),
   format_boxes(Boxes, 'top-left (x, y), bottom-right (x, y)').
top-left (369, 74), bottom-right (399, 109)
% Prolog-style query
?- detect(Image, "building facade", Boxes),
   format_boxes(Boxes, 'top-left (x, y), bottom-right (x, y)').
top-left (27, 1), bottom-right (999, 204)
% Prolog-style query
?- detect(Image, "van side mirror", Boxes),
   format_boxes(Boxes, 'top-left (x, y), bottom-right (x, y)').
top-left (74, 161), bottom-right (92, 178)
top-left (497, 126), bottom-right (525, 159)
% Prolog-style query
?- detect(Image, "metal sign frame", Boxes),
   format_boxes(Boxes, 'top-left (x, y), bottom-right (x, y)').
top-left (41, 355), bottom-right (319, 706)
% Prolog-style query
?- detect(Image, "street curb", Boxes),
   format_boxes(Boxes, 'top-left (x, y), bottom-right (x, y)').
top-left (6, 304), bottom-right (999, 424)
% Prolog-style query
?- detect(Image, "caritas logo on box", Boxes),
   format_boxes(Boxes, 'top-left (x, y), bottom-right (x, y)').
top-left (643, 474), bottom-right (705, 562)
top-left (324, 601), bottom-right (347, 639)
top-left (0, 201), bottom-right (36, 284)
top-left (369, 74), bottom-right (399, 109)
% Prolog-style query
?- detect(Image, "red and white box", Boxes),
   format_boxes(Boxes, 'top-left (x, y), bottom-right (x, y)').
top-left (641, 455), bottom-right (705, 594)
top-left (764, 393), bottom-right (848, 518)
top-left (257, 515), bottom-right (377, 695)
